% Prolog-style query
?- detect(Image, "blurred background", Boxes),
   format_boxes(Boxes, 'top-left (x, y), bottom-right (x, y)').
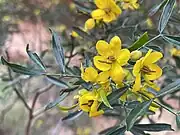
top-left (0, 0), bottom-right (180, 135)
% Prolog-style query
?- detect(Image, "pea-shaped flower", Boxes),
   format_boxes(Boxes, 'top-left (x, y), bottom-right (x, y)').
top-left (93, 36), bottom-right (130, 84)
top-left (133, 49), bottom-right (163, 91)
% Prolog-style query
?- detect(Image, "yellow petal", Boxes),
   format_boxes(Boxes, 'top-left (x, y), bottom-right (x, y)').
top-left (103, 12), bottom-right (116, 23)
top-left (89, 109), bottom-right (104, 117)
top-left (89, 100), bottom-right (104, 117)
top-left (133, 58), bottom-right (143, 76)
top-left (132, 73), bottom-right (141, 92)
top-left (109, 0), bottom-right (122, 15)
top-left (144, 52), bottom-right (163, 65)
top-left (110, 36), bottom-right (122, 53)
top-left (79, 96), bottom-right (90, 112)
top-left (144, 64), bottom-right (162, 80)
top-left (96, 40), bottom-right (112, 57)
top-left (82, 67), bottom-right (98, 82)
top-left (96, 71), bottom-right (110, 83)
top-left (116, 49), bottom-right (131, 66)
top-left (110, 62), bottom-right (125, 84)
top-left (94, 0), bottom-right (109, 9)
top-left (91, 9), bottom-right (105, 20)
top-left (93, 56), bottom-right (111, 71)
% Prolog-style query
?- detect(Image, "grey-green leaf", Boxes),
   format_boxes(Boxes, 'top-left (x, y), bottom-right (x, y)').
top-left (126, 100), bottom-right (153, 130)
top-left (128, 32), bottom-right (149, 51)
top-left (158, 0), bottom-right (176, 33)
top-left (176, 115), bottom-right (180, 128)
top-left (62, 110), bottom-right (83, 121)
top-left (26, 44), bottom-right (46, 71)
top-left (45, 92), bottom-right (69, 110)
top-left (1, 57), bottom-right (43, 75)
top-left (134, 123), bottom-right (174, 132)
top-left (156, 79), bottom-right (180, 98)
top-left (163, 35), bottom-right (180, 46)
top-left (46, 75), bottom-right (69, 88)
top-left (148, 0), bottom-right (168, 16)
top-left (50, 28), bottom-right (65, 73)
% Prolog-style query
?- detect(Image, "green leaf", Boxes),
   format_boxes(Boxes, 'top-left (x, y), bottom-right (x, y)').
top-left (130, 126), bottom-right (146, 135)
top-left (45, 92), bottom-right (69, 110)
top-left (72, 27), bottom-right (95, 41)
top-left (99, 86), bottom-right (128, 110)
top-left (146, 45), bottom-right (163, 52)
top-left (148, 0), bottom-right (168, 16)
top-left (156, 79), bottom-right (180, 98)
top-left (176, 115), bottom-right (180, 128)
top-left (134, 123), bottom-right (174, 132)
top-left (126, 100), bottom-right (153, 130)
top-left (162, 35), bottom-right (180, 46)
top-left (128, 32), bottom-right (149, 52)
top-left (46, 75), bottom-right (69, 88)
top-left (158, 0), bottom-right (176, 33)
top-left (106, 126), bottom-right (126, 135)
top-left (99, 89), bottom-right (112, 109)
top-left (50, 28), bottom-right (65, 73)
top-left (62, 110), bottom-right (83, 121)
top-left (26, 44), bottom-right (46, 71)
top-left (1, 57), bottom-right (43, 75)
top-left (99, 125), bottom-right (120, 135)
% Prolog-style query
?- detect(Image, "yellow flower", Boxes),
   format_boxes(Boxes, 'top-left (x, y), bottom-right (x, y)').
top-left (85, 18), bottom-right (95, 30)
top-left (71, 31), bottom-right (79, 38)
top-left (133, 49), bottom-right (163, 91)
top-left (81, 65), bottom-right (109, 84)
top-left (93, 36), bottom-right (130, 84)
top-left (170, 48), bottom-right (180, 57)
top-left (91, 0), bottom-right (122, 23)
top-left (78, 89), bottom-right (104, 117)
top-left (121, 0), bottom-right (139, 10)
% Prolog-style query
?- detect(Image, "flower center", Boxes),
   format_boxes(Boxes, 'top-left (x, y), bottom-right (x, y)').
top-left (141, 66), bottom-right (155, 75)
top-left (82, 100), bottom-right (94, 107)
top-left (108, 56), bottom-right (116, 61)
top-left (104, 8), bottom-right (111, 14)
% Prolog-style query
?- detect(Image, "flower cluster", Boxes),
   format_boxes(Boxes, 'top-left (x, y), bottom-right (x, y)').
top-left (84, 0), bottom-right (140, 30)
top-left (75, 36), bottom-right (163, 117)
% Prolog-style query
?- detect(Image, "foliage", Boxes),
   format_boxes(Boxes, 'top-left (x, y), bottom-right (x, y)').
top-left (0, 0), bottom-right (180, 135)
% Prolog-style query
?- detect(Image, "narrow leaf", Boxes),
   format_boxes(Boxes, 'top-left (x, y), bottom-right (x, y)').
top-left (99, 125), bottom-right (120, 135)
top-left (130, 127), bottom-right (146, 135)
top-left (1, 57), bottom-right (43, 75)
top-left (146, 45), bottom-right (163, 52)
top-left (163, 35), bottom-right (180, 46)
top-left (72, 27), bottom-right (95, 41)
top-left (128, 32), bottom-right (149, 51)
top-left (156, 79), bottom-right (180, 98)
top-left (73, 0), bottom-right (93, 13)
top-left (148, 0), bottom-right (168, 16)
top-left (26, 44), bottom-right (46, 71)
top-left (176, 115), bottom-right (180, 128)
top-left (50, 29), bottom-right (65, 73)
top-left (99, 89), bottom-right (112, 109)
top-left (158, 0), bottom-right (176, 33)
top-left (106, 126), bottom-right (126, 135)
top-left (126, 100), bottom-right (153, 130)
top-left (62, 110), bottom-right (83, 121)
top-left (46, 75), bottom-right (69, 88)
top-left (58, 103), bottom-right (78, 111)
top-left (45, 92), bottom-right (69, 110)
top-left (134, 123), bottom-right (174, 132)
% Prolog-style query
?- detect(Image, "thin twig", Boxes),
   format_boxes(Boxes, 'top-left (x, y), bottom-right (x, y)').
top-left (25, 84), bottom-right (54, 135)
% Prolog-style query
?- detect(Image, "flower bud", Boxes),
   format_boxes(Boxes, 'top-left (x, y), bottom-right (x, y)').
top-left (85, 18), bottom-right (95, 30)
top-left (130, 50), bottom-right (142, 60)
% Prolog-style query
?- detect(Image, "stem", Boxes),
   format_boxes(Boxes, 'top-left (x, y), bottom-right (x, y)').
top-left (138, 34), bottom-right (161, 50)
top-left (45, 73), bottom-right (81, 78)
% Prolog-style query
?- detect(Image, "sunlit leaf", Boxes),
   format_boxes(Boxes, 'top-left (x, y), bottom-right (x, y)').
top-left (62, 110), bottom-right (83, 121)
top-left (45, 92), bottom-right (69, 110)
top-left (26, 44), bottom-right (46, 71)
top-left (1, 57), bottom-right (43, 75)
top-left (158, 0), bottom-right (176, 33)
top-left (58, 103), bottom-right (78, 111)
top-left (126, 100), bottom-right (153, 130)
top-left (162, 35), bottom-right (180, 46)
top-left (134, 123), bottom-right (174, 132)
top-left (128, 32), bottom-right (149, 51)
top-left (156, 79), bottom-right (180, 98)
top-left (50, 28), bottom-right (65, 73)
top-left (99, 89), bottom-right (112, 109)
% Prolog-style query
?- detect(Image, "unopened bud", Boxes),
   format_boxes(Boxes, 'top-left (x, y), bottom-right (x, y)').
top-left (85, 18), bottom-right (95, 30)
top-left (130, 50), bottom-right (142, 60)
